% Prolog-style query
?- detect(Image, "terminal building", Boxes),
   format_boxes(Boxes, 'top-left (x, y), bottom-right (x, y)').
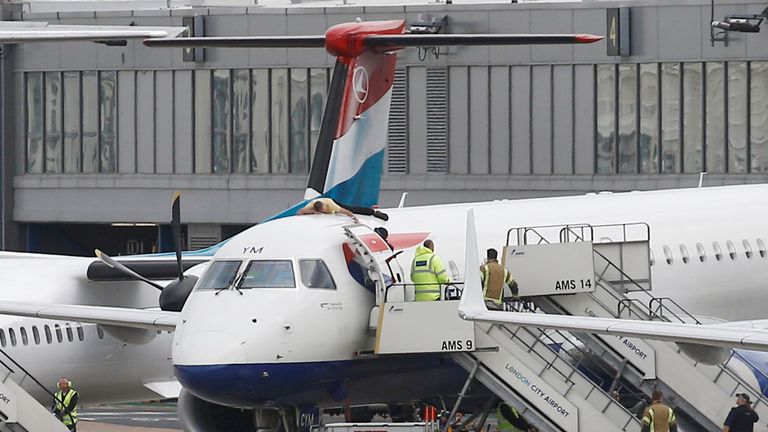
top-left (0, 0), bottom-right (767, 254)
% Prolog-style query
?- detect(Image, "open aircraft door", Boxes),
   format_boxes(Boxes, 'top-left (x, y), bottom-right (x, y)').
top-left (342, 225), bottom-right (405, 306)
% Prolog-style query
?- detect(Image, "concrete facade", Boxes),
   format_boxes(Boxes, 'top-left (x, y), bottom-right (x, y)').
top-left (4, 0), bottom-right (768, 251)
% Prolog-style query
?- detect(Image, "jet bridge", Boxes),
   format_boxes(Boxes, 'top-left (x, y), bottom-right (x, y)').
top-left (0, 349), bottom-right (69, 432)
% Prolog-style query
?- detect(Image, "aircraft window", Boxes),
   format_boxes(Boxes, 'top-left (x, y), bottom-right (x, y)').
top-left (32, 327), bottom-right (40, 345)
top-left (54, 324), bottom-right (63, 343)
top-left (713, 242), bottom-right (723, 261)
top-left (0, 330), bottom-right (6, 348)
top-left (96, 326), bottom-right (104, 340)
top-left (65, 324), bottom-right (73, 342)
top-left (240, 260), bottom-right (296, 289)
top-left (662, 245), bottom-right (673, 265)
top-left (649, 249), bottom-right (655, 266)
top-left (743, 240), bottom-right (753, 259)
top-left (727, 240), bottom-right (737, 260)
top-left (77, 326), bottom-right (84, 341)
top-left (44, 326), bottom-right (52, 344)
top-left (196, 260), bottom-right (242, 290)
top-left (679, 244), bottom-right (689, 264)
top-left (299, 259), bottom-right (337, 290)
top-left (9, 328), bottom-right (16, 347)
top-left (20, 327), bottom-right (28, 346)
top-left (696, 243), bottom-right (706, 262)
top-left (758, 239), bottom-right (767, 258)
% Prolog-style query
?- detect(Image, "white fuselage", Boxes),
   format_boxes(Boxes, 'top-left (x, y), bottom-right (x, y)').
top-left (0, 253), bottom-right (174, 404)
top-left (173, 184), bottom-right (768, 408)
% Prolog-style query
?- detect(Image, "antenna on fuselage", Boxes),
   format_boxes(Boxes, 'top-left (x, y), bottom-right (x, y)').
top-left (398, 192), bottom-right (408, 208)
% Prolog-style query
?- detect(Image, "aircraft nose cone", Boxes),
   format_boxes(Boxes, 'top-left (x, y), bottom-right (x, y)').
top-left (174, 331), bottom-right (247, 365)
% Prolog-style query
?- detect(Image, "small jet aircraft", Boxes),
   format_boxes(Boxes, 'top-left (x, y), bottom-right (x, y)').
top-left (3, 16), bottom-right (768, 432)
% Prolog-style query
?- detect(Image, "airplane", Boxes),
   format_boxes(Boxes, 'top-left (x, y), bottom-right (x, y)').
top-left (2, 17), bottom-right (768, 432)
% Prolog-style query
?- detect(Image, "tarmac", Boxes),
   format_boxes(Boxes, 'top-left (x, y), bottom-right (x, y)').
top-left (78, 423), bottom-right (180, 432)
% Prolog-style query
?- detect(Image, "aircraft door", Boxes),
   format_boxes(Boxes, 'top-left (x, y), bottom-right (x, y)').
top-left (342, 225), bottom-right (404, 305)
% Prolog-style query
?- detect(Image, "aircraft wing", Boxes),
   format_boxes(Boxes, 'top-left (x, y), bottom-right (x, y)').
top-left (458, 209), bottom-right (768, 352)
top-left (0, 22), bottom-right (186, 43)
top-left (0, 301), bottom-right (177, 331)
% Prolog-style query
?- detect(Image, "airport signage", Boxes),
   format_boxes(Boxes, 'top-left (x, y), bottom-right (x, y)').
top-left (475, 347), bottom-right (578, 431)
top-left (504, 242), bottom-right (595, 297)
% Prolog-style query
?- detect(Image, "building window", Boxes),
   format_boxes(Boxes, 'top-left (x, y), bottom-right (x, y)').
top-left (63, 72), bottom-right (81, 172)
top-left (728, 62), bottom-right (748, 173)
top-left (639, 63), bottom-right (659, 174)
top-left (45, 72), bottom-right (63, 173)
top-left (271, 68), bottom-right (289, 174)
top-left (289, 68), bottom-right (309, 174)
top-left (706, 62), bottom-right (726, 173)
top-left (682, 63), bottom-right (703, 173)
top-left (660, 63), bottom-right (680, 173)
top-left (99, 71), bottom-right (118, 173)
top-left (251, 69), bottom-right (270, 173)
top-left (232, 69), bottom-right (250, 174)
top-left (26, 72), bottom-right (44, 174)
top-left (618, 64), bottom-right (638, 173)
top-left (212, 69), bottom-right (231, 174)
top-left (751, 62), bottom-right (768, 172)
top-left (596, 64), bottom-right (616, 174)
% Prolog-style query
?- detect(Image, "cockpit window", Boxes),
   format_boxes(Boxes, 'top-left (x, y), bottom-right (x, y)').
top-left (299, 259), bottom-right (336, 290)
top-left (196, 260), bottom-right (241, 290)
top-left (240, 260), bottom-right (296, 289)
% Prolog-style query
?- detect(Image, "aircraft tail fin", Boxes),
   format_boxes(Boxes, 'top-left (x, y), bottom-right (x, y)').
top-left (304, 21), bottom-right (404, 209)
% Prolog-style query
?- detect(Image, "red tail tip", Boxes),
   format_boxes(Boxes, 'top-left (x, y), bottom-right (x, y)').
top-left (574, 34), bottom-right (604, 43)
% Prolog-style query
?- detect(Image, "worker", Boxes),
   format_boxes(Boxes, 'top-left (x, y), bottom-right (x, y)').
top-left (298, 197), bottom-right (388, 221)
top-left (723, 393), bottom-right (759, 432)
top-left (410, 239), bottom-right (450, 301)
top-left (641, 390), bottom-right (677, 432)
top-left (52, 377), bottom-right (78, 431)
top-left (497, 402), bottom-right (535, 432)
top-left (480, 248), bottom-right (517, 310)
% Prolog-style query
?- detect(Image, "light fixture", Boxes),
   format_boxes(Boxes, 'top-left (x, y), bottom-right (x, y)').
top-left (710, 5), bottom-right (768, 45)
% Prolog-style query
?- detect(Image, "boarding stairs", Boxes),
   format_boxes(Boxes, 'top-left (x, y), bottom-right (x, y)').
top-left (344, 225), bottom-right (643, 432)
top-left (0, 348), bottom-right (69, 432)
top-left (507, 223), bottom-right (768, 431)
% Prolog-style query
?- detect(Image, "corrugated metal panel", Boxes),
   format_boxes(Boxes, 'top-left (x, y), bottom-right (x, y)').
top-left (387, 68), bottom-right (408, 174)
top-left (426, 67), bottom-right (448, 173)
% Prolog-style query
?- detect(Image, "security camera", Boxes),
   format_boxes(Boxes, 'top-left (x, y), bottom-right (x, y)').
top-left (711, 15), bottom-right (764, 33)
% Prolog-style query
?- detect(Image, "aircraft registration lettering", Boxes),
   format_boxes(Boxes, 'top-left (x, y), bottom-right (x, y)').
top-left (242, 246), bottom-right (264, 254)
top-left (0, 393), bottom-right (10, 404)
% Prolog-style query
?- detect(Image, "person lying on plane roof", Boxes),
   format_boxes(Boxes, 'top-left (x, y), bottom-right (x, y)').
top-left (298, 197), bottom-right (389, 222)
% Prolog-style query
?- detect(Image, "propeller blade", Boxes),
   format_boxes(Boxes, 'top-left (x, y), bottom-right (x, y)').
top-left (94, 249), bottom-right (164, 291)
top-left (143, 35), bottom-right (326, 48)
top-left (171, 191), bottom-right (184, 281)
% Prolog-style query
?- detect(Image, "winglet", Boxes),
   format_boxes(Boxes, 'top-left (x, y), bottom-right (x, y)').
top-left (458, 208), bottom-right (486, 320)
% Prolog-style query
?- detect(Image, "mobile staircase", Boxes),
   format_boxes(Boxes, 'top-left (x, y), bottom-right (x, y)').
top-left (0, 348), bottom-right (69, 431)
top-left (499, 223), bottom-right (768, 431)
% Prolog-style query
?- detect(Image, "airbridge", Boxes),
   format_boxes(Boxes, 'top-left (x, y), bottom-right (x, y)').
top-left (346, 222), bottom-right (768, 432)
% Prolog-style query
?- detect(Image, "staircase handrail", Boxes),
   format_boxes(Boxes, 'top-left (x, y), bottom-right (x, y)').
top-left (0, 346), bottom-right (61, 406)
